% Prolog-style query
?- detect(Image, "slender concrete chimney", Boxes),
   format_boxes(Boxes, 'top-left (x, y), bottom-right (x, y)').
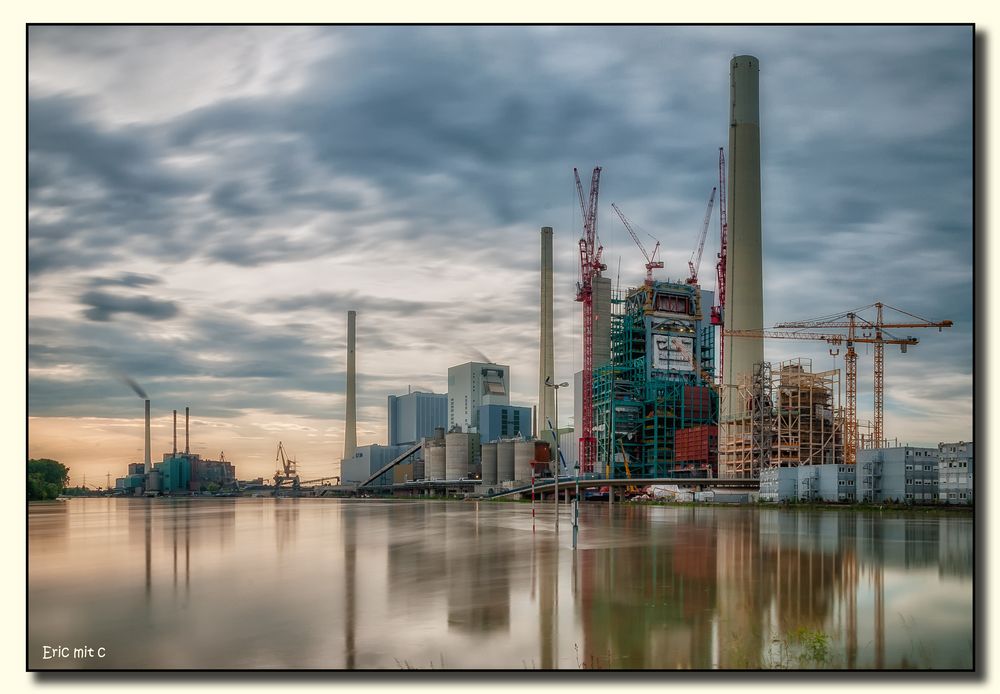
top-left (173, 409), bottom-right (177, 456)
top-left (185, 406), bottom-right (190, 455)
top-left (343, 310), bottom-right (357, 460)
top-left (723, 55), bottom-right (764, 421)
top-left (538, 226), bottom-right (556, 447)
top-left (144, 399), bottom-right (151, 474)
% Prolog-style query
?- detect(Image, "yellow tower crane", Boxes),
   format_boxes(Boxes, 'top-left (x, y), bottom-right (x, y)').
top-left (723, 328), bottom-right (918, 466)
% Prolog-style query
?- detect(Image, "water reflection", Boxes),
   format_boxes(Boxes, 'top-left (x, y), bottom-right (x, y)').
top-left (28, 499), bottom-right (972, 669)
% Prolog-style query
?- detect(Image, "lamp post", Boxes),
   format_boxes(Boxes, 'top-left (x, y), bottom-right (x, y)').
top-left (545, 377), bottom-right (568, 532)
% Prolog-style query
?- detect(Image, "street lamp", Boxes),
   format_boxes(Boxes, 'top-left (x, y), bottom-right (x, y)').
top-left (545, 377), bottom-right (569, 531)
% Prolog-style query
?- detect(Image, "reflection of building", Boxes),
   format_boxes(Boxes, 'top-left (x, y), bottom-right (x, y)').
top-left (447, 362), bottom-right (510, 432)
top-left (387, 390), bottom-right (447, 446)
top-left (938, 441), bottom-right (973, 504)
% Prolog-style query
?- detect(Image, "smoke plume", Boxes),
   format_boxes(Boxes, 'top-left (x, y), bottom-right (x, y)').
top-left (118, 374), bottom-right (148, 400)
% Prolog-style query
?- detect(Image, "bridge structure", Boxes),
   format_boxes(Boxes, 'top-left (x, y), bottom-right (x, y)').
top-left (485, 475), bottom-right (759, 500)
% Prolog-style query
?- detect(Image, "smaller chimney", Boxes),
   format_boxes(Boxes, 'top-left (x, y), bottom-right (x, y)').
top-left (185, 406), bottom-right (190, 455)
top-left (144, 399), bottom-right (151, 474)
top-left (173, 409), bottom-right (177, 456)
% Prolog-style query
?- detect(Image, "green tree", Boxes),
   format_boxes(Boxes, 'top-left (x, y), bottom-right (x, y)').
top-left (27, 459), bottom-right (69, 501)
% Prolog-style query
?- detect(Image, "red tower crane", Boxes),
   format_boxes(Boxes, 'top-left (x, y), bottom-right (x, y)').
top-left (687, 186), bottom-right (717, 285)
top-left (610, 202), bottom-right (662, 285)
top-left (711, 148), bottom-right (728, 383)
top-left (574, 166), bottom-right (605, 474)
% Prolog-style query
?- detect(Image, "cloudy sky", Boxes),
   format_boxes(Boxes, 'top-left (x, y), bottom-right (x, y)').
top-left (27, 26), bottom-right (973, 486)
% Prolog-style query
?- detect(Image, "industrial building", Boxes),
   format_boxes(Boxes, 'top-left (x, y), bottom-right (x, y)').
top-left (478, 404), bottom-right (532, 443)
top-left (592, 280), bottom-right (718, 479)
top-left (760, 464), bottom-right (856, 503)
top-left (447, 362), bottom-right (510, 432)
top-left (342, 444), bottom-right (414, 487)
top-left (856, 446), bottom-right (939, 504)
top-left (938, 441), bottom-right (973, 504)
top-left (387, 389), bottom-right (447, 446)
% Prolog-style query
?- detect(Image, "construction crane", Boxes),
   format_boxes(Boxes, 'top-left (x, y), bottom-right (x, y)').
top-left (574, 166), bottom-right (605, 474)
top-left (711, 149), bottom-right (728, 387)
top-left (724, 328), bottom-right (918, 466)
top-left (610, 202), bottom-right (662, 285)
top-left (775, 302), bottom-right (952, 450)
top-left (687, 187), bottom-right (717, 285)
top-left (273, 441), bottom-right (300, 491)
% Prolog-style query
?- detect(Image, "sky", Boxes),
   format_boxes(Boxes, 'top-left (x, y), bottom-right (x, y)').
top-left (26, 25), bottom-right (973, 486)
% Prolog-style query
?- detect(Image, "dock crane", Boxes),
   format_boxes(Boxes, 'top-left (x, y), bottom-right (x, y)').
top-left (611, 202), bottom-right (663, 285)
top-left (273, 441), bottom-right (300, 491)
top-left (687, 187), bottom-right (717, 285)
top-left (724, 327), bottom-right (919, 466)
top-left (574, 166), bottom-right (605, 474)
top-left (775, 302), bottom-right (952, 450)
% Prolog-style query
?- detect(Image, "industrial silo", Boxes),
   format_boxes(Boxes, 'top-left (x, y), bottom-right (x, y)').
top-left (514, 439), bottom-right (535, 483)
top-left (426, 440), bottom-right (446, 480)
top-left (445, 432), bottom-right (469, 480)
top-left (497, 440), bottom-right (515, 482)
top-left (481, 443), bottom-right (498, 485)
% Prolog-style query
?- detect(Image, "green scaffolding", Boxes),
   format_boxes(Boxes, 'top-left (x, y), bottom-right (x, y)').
top-left (593, 281), bottom-right (718, 479)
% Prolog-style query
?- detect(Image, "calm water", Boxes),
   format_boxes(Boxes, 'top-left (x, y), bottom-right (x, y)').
top-left (28, 498), bottom-right (973, 670)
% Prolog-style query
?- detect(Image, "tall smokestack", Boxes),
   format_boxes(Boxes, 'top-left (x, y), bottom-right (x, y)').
top-left (185, 406), bottom-right (190, 455)
top-left (144, 399), bottom-right (151, 474)
top-left (723, 55), bottom-right (764, 423)
top-left (343, 310), bottom-right (357, 460)
top-left (538, 226), bottom-right (555, 447)
top-left (173, 409), bottom-right (177, 456)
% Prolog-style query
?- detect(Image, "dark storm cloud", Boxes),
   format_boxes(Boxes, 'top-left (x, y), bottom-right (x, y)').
top-left (27, 26), bottom-right (973, 445)
top-left (80, 290), bottom-right (181, 322)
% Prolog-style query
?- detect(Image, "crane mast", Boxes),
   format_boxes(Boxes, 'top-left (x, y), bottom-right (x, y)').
top-left (711, 148), bottom-right (728, 386)
top-left (574, 167), bottom-right (604, 474)
top-left (687, 187), bottom-right (717, 285)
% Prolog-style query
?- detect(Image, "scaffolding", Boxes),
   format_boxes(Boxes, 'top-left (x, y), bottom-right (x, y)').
top-left (720, 358), bottom-right (843, 478)
top-left (593, 281), bottom-right (718, 479)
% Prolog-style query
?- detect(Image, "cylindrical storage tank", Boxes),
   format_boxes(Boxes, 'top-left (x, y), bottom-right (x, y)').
top-left (514, 440), bottom-right (535, 483)
top-left (498, 440), bottom-right (515, 482)
top-left (146, 469), bottom-right (162, 492)
top-left (434, 427), bottom-right (445, 441)
top-left (426, 442), bottom-right (446, 480)
top-left (445, 432), bottom-right (469, 480)
top-left (481, 443), bottom-right (498, 485)
top-left (534, 440), bottom-right (551, 462)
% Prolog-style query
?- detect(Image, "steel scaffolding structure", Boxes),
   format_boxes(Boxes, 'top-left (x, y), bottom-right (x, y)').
top-left (593, 281), bottom-right (718, 479)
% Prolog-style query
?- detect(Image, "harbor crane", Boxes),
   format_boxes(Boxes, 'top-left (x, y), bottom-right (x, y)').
top-left (574, 166), bottom-right (605, 474)
top-left (724, 327), bottom-right (919, 466)
top-left (687, 187), bottom-right (717, 285)
top-left (273, 441), bottom-right (300, 491)
top-left (610, 202), bottom-right (662, 285)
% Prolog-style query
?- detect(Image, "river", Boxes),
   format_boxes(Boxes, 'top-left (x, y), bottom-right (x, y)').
top-left (27, 497), bottom-right (973, 669)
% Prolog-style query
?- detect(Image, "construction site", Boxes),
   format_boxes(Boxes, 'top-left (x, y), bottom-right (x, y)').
top-left (182, 54), bottom-right (955, 504)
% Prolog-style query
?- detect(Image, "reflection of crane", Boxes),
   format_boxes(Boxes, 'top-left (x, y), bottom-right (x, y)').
top-left (711, 149), bottom-right (728, 385)
top-left (574, 166), bottom-right (605, 474)
top-left (775, 302), bottom-right (952, 451)
top-left (687, 187), bottom-right (717, 285)
top-left (611, 202), bottom-right (662, 285)
top-left (273, 441), bottom-right (300, 491)
top-left (724, 328), bottom-right (918, 466)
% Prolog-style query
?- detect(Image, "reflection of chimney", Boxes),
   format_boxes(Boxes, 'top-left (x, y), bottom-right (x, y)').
top-left (144, 399), bottom-right (151, 474)
top-left (538, 226), bottom-right (555, 447)
top-left (185, 406), bottom-right (190, 455)
top-left (173, 409), bottom-right (177, 456)
top-left (343, 311), bottom-right (357, 460)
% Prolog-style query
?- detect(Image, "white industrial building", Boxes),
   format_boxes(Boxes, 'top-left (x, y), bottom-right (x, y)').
top-left (447, 362), bottom-right (510, 432)
top-left (938, 441), bottom-right (973, 504)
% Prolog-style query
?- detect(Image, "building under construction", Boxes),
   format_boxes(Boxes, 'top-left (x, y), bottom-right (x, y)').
top-left (719, 358), bottom-right (844, 478)
top-left (592, 280), bottom-right (718, 479)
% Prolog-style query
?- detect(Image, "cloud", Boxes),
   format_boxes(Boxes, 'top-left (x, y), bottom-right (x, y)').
top-left (79, 290), bottom-right (181, 322)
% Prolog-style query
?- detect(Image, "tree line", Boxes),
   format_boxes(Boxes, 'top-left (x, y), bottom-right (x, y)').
top-left (27, 459), bottom-right (69, 501)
